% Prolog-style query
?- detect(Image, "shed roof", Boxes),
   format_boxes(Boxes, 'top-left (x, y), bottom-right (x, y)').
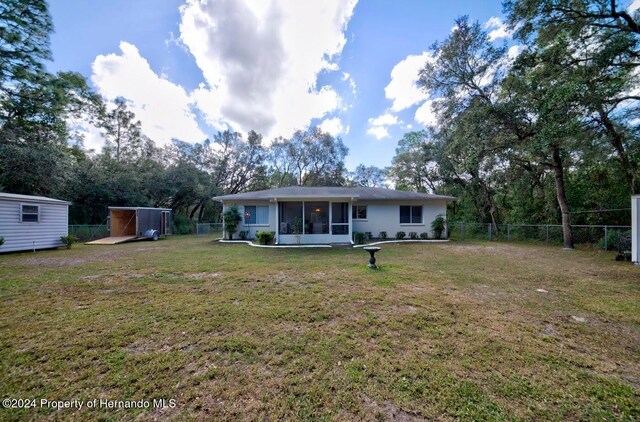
top-left (212, 186), bottom-right (455, 202)
top-left (0, 192), bottom-right (71, 205)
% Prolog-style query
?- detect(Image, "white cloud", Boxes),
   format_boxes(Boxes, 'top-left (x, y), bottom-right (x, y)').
top-left (414, 100), bottom-right (437, 127)
top-left (68, 117), bottom-right (104, 153)
top-left (367, 112), bottom-right (401, 140)
top-left (484, 16), bottom-right (512, 41)
top-left (384, 51), bottom-right (432, 112)
top-left (366, 125), bottom-right (390, 140)
top-left (318, 116), bottom-right (346, 136)
top-left (629, 0), bottom-right (640, 13)
top-left (507, 44), bottom-right (525, 60)
top-left (178, 0), bottom-right (358, 140)
top-left (368, 113), bottom-right (399, 126)
top-left (342, 71), bottom-right (357, 94)
top-left (92, 42), bottom-right (207, 146)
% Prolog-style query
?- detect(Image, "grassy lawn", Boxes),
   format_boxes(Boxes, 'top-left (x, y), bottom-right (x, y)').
top-left (0, 236), bottom-right (638, 420)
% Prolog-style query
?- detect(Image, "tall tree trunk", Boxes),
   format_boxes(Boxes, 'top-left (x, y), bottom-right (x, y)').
top-left (551, 146), bottom-right (573, 249)
top-left (596, 106), bottom-right (639, 193)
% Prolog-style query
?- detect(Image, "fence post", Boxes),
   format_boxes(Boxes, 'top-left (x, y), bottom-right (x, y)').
top-left (507, 224), bottom-right (510, 241)
top-left (604, 225), bottom-right (608, 251)
top-left (546, 225), bottom-right (549, 243)
top-left (488, 223), bottom-right (492, 241)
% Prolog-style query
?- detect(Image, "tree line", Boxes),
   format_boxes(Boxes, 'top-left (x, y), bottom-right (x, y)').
top-left (1, 0), bottom-right (638, 247)
top-left (389, 0), bottom-right (639, 248)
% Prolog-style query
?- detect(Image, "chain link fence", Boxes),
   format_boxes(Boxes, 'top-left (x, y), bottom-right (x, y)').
top-left (196, 223), bottom-right (223, 237)
top-left (68, 225), bottom-right (109, 241)
top-left (449, 223), bottom-right (631, 251)
top-left (68, 222), bottom-right (223, 239)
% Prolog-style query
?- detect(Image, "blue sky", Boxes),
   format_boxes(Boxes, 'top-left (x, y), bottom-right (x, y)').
top-left (48, 0), bottom-right (506, 170)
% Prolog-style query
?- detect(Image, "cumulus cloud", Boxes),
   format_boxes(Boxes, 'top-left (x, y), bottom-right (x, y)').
top-left (318, 116), bottom-right (347, 136)
top-left (178, 0), bottom-right (358, 139)
top-left (384, 51), bottom-right (432, 112)
top-left (414, 99), bottom-right (437, 127)
top-left (629, 0), bottom-right (640, 13)
top-left (92, 42), bottom-right (207, 146)
top-left (484, 16), bottom-right (512, 41)
top-left (367, 112), bottom-right (401, 140)
top-left (366, 125), bottom-right (390, 140)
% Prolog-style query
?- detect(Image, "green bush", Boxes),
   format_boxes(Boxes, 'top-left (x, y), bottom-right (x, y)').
top-left (409, 231), bottom-right (418, 239)
top-left (239, 230), bottom-right (248, 240)
top-left (596, 229), bottom-right (629, 251)
top-left (353, 232), bottom-right (366, 244)
top-left (0, 236), bottom-right (4, 246)
top-left (172, 213), bottom-right (195, 235)
top-left (365, 231), bottom-right (373, 240)
top-left (256, 231), bottom-right (274, 245)
top-left (431, 214), bottom-right (446, 239)
top-left (396, 231), bottom-right (406, 239)
top-left (60, 235), bottom-right (77, 249)
top-left (223, 205), bottom-right (242, 240)
top-left (379, 231), bottom-right (387, 240)
top-left (419, 232), bottom-right (429, 239)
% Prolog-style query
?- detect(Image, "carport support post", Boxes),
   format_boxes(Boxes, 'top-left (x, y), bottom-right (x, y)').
top-left (604, 225), bottom-right (608, 251)
top-left (460, 222), bottom-right (465, 240)
top-left (507, 224), bottom-right (510, 241)
top-left (488, 223), bottom-right (492, 241)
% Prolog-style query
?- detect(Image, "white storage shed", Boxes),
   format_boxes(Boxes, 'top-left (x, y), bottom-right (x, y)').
top-left (0, 193), bottom-right (71, 253)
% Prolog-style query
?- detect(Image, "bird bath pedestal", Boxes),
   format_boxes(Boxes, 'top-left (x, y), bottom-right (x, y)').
top-left (363, 247), bottom-right (381, 269)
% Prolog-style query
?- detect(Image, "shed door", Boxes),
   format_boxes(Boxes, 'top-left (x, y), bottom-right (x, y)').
top-left (161, 211), bottom-right (171, 235)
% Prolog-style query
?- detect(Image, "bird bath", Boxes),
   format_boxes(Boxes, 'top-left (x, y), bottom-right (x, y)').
top-left (363, 246), bottom-right (381, 269)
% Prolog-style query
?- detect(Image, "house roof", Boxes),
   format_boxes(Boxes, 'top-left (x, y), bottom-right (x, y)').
top-left (212, 186), bottom-right (455, 202)
top-left (0, 192), bottom-right (72, 205)
top-left (109, 207), bottom-right (172, 211)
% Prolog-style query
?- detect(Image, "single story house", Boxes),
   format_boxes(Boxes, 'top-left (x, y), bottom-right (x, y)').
top-left (212, 186), bottom-right (455, 244)
top-left (0, 192), bottom-right (71, 253)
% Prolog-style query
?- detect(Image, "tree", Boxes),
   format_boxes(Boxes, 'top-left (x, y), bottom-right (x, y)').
top-left (388, 131), bottom-right (440, 193)
top-left (223, 205), bottom-right (241, 240)
top-left (266, 127), bottom-right (348, 186)
top-left (416, 17), bottom-right (514, 230)
top-left (348, 164), bottom-right (387, 187)
top-left (0, 0), bottom-right (52, 89)
top-left (506, 0), bottom-right (640, 193)
top-left (504, 0), bottom-right (640, 42)
top-left (99, 97), bottom-right (142, 162)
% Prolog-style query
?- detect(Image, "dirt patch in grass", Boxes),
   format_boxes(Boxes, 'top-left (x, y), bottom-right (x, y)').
top-left (362, 396), bottom-right (425, 421)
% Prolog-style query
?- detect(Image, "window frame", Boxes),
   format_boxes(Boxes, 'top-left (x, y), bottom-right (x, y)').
top-left (20, 203), bottom-right (40, 223)
top-left (331, 202), bottom-right (349, 235)
top-left (399, 205), bottom-right (423, 225)
top-left (352, 205), bottom-right (368, 220)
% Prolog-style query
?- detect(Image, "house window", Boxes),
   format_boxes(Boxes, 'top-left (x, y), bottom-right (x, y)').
top-left (244, 205), bottom-right (269, 225)
top-left (21, 204), bottom-right (40, 223)
top-left (400, 205), bottom-right (422, 224)
top-left (352, 205), bottom-right (367, 220)
top-left (332, 202), bottom-right (349, 235)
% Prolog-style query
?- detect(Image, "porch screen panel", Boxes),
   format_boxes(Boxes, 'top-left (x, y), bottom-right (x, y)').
top-left (304, 202), bottom-right (329, 234)
top-left (331, 202), bottom-right (349, 235)
top-left (279, 202), bottom-right (303, 234)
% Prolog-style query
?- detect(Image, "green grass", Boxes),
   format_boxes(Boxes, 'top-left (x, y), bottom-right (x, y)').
top-left (0, 236), bottom-right (638, 420)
